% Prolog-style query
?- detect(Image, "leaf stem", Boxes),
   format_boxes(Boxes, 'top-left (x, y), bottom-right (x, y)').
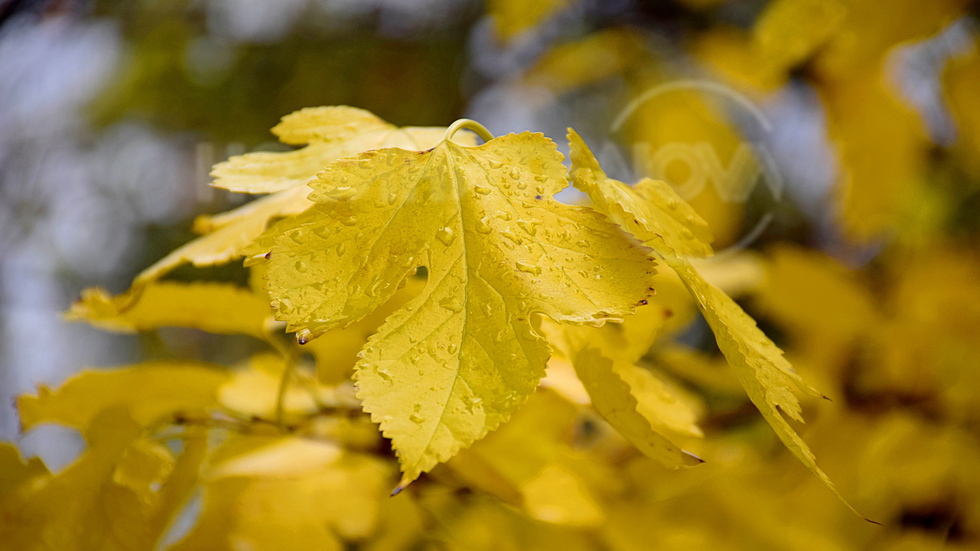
top-left (445, 119), bottom-right (494, 144)
top-left (264, 332), bottom-right (300, 431)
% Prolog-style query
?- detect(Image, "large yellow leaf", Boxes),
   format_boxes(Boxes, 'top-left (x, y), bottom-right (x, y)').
top-left (133, 107), bottom-right (473, 285)
top-left (18, 362), bottom-right (228, 432)
top-left (66, 282), bottom-right (273, 338)
top-left (567, 129), bottom-right (867, 516)
top-left (251, 128), bottom-right (655, 484)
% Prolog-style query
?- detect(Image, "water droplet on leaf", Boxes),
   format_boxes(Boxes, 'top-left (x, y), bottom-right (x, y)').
top-left (436, 226), bottom-right (456, 246)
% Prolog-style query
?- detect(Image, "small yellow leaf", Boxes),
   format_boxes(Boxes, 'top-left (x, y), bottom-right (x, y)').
top-left (486, 0), bottom-right (571, 42)
top-left (66, 282), bottom-right (272, 338)
top-left (18, 362), bottom-right (228, 432)
top-left (616, 360), bottom-right (705, 440)
top-left (0, 442), bottom-right (48, 503)
top-left (753, 0), bottom-right (846, 75)
top-left (173, 435), bottom-right (391, 550)
top-left (2, 408), bottom-right (146, 551)
top-left (212, 106), bottom-right (474, 194)
top-left (111, 439), bottom-right (175, 498)
top-left (571, 347), bottom-right (702, 468)
top-left (135, 185), bottom-right (312, 284)
top-left (449, 390), bottom-right (606, 526)
top-left (253, 128), bottom-right (655, 483)
top-left (569, 129), bottom-right (713, 258)
top-left (217, 354), bottom-right (324, 419)
top-left (521, 462), bottom-right (604, 526)
top-left (209, 436), bottom-right (343, 479)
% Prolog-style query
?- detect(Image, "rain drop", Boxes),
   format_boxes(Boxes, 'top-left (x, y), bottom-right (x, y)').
top-left (475, 218), bottom-right (492, 234)
top-left (501, 230), bottom-right (523, 245)
top-left (516, 262), bottom-right (542, 276)
top-left (517, 220), bottom-right (537, 236)
top-left (436, 226), bottom-right (457, 246)
top-left (439, 295), bottom-right (464, 313)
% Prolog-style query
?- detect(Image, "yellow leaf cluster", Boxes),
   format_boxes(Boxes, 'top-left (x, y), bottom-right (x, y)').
top-left (29, 102), bottom-right (870, 548)
top-left (567, 129), bottom-right (865, 517)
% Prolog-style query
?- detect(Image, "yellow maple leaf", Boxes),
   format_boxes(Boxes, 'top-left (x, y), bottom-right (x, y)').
top-left (571, 347), bottom-right (703, 467)
top-left (18, 362), bottom-right (228, 432)
top-left (66, 282), bottom-right (273, 338)
top-left (541, 315), bottom-right (704, 467)
top-left (135, 186), bottom-right (313, 284)
top-left (211, 106), bottom-right (471, 194)
top-left (134, 106), bottom-right (473, 285)
top-left (567, 129), bottom-right (870, 517)
top-left (250, 122), bottom-right (655, 484)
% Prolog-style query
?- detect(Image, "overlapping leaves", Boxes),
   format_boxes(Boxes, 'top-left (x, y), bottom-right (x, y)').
top-left (567, 129), bottom-right (863, 517)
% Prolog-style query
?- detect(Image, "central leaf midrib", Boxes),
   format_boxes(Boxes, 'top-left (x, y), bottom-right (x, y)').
top-left (414, 143), bottom-right (471, 462)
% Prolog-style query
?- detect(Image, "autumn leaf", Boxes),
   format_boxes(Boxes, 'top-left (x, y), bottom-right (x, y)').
top-left (18, 362), bottom-right (229, 432)
top-left (752, 0), bottom-right (846, 75)
top-left (3, 409), bottom-right (150, 551)
top-left (571, 347), bottom-right (703, 467)
top-left (0, 443), bottom-right (48, 504)
top-left (449, 390), bottom-right (606, 526)
top-left (486, 0), bottom-right (571, 42)
top-left (134, 186), bottom-right (313, 284)
top-left (134, 106), bottom-right (474, 285)
top-left (567, 129), bottom-right (867, 516)
top-left (250, 123), bottom-right (655, 484)
top-left (66, 282), bottom-right (273, 338)
top-left (211, 106), bottom-right (473, 194)
top-left (540, 314), bottom-right (704, 468)
top-left (171, 435), bottom-right (391, 551)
